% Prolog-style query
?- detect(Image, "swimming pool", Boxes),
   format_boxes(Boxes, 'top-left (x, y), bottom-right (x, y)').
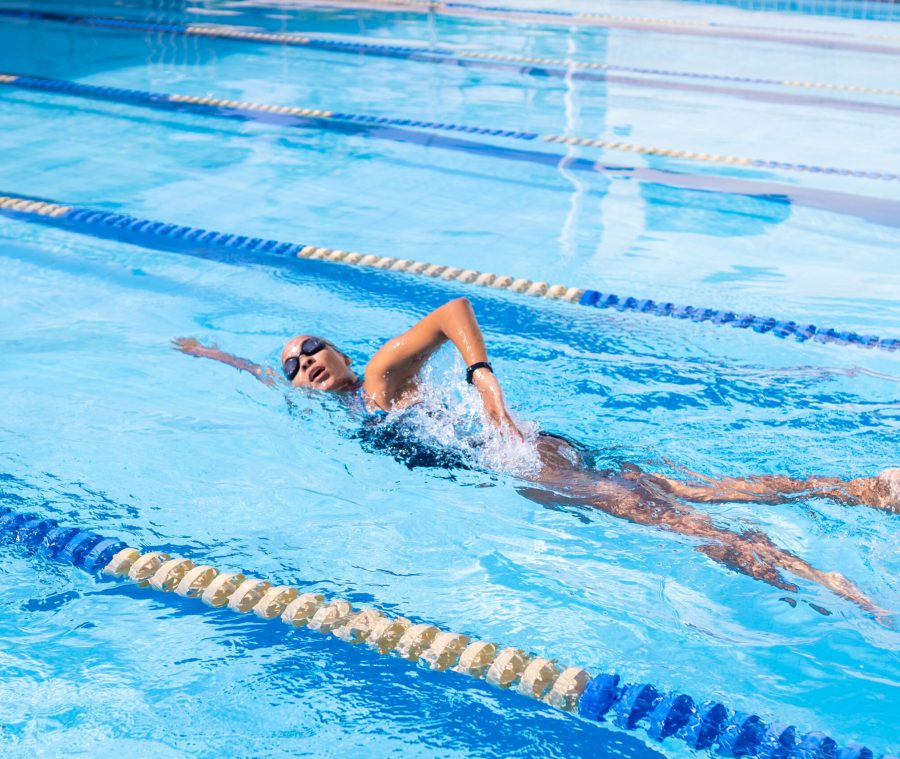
top-left (0, 0), bottom-right (898, 756)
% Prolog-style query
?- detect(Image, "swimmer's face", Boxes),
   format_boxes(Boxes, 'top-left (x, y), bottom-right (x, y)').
top-left (281, 335), bottom-right (356, 392)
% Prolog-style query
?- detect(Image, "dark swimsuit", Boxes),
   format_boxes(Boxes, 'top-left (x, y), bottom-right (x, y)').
top-left (353, 383), bottom-right (478, 471)
top-left (353, 380), bottom-right (584, 474)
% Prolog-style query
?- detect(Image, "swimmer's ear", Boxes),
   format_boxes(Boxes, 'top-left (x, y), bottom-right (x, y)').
top-left (342, 352), bottom-right (352, 366)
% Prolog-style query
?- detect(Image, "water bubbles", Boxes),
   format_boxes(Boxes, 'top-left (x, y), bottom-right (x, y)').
top-left (387, 352), bottom-right (543, 479)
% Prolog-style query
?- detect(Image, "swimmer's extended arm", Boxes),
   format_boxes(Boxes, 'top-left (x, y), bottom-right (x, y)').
top-left (365, 298), bottom-right (520, 433)
top-left (171, 338), bottom-right (277, 387)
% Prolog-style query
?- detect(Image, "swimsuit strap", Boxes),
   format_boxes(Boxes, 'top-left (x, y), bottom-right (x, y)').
top-left (357, 385), bottom-right (389, 420)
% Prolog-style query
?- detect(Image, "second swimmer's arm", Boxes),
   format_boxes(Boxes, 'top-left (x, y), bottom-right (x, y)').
top-left (171, 337), bottom-right (277, 387)
top-left (365, 298), bottom-right (520, 432)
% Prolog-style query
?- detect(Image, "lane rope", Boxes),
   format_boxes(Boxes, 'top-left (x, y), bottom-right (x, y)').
top-left (0, 502), bottom-right (891, 758)
top-left (1, 191), bottom-right (896, 352)
top-left (214, 0), bottom-right (900, 54)
top-left (1, 72), bottom-right (897, 183)
top-left (362, 0), bottom-right (898, 37)
top-left (2, 8), bottom-right (899, 101)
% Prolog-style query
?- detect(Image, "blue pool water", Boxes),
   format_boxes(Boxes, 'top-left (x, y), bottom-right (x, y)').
top-left (0, 0), bottom-right (898, 756)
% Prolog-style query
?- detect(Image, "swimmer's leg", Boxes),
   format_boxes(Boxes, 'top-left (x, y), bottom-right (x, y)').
top-left (519, 480), bottom-right (882, 618)
top-left (697, 531), bottom-right (886, 621)
top-left (648, 503), bottom-right (883, 618)
top-left (646, 471), bottom-right (899, 514)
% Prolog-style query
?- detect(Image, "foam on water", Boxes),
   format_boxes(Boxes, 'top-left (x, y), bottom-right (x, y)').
top-left (353, 350), bottom-right (544, 479)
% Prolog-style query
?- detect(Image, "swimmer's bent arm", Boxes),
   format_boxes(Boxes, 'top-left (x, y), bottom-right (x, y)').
top-left (365, 298), bottom-right (519, 432)
top-left (171, 338), bottom-right (276, 387)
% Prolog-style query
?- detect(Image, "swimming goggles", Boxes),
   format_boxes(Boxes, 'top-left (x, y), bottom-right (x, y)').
top-left (282, 336), bottom-right (327, 381)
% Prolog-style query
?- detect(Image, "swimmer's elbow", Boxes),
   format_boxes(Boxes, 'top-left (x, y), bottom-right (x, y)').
top-left (444, 296), bottom-right (471, 310)
top-left (439, 297), bottom-right (478, 332)
top-left (424, 298), bottom-right (470, 324)
top-left (443, 297), bottom-right (474, 320)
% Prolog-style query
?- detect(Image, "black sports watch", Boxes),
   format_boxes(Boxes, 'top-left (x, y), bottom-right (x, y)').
top-left (466, 361), bottom-right (493, 384)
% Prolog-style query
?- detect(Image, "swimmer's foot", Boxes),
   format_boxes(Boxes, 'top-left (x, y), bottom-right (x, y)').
top-left (701, 532), bottom-right (887, 621)
top-left (846, 469), bottom-right (900, 514)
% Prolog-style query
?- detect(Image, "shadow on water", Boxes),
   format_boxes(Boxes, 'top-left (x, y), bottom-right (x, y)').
top-left (641, 182), bottom-right (790, 237)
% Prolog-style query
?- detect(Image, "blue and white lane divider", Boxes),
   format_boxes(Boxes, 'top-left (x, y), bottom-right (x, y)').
top-left (1, 192), bottom-right (897, 353)
top-left (3, 7), bottom-right (900, 103)
top-left (2, 71), bottom-right (896, 182)
top-left (1, 502), bottom-right (893, 758)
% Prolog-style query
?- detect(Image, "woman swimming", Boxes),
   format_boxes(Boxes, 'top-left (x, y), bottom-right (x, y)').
top-left (173, 297), bottom-right (898, 618)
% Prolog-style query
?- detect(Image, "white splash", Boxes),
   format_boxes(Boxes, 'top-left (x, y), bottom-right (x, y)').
top-left (391, 352), bottom-right (543, 479)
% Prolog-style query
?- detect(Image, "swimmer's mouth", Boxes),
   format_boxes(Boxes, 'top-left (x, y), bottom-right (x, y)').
top-left (308, 366), bottom-right (327, 383)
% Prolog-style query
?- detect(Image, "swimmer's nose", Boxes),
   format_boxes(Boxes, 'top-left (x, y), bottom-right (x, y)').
top-left (301, 355), bottom-right (316, 374)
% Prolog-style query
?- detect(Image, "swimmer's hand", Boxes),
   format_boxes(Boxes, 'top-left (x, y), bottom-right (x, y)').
top-left (171, 337), bottom-right (216, 357)
top-left (473, 370), bottom-right (523, 440)
top-left (171, 337), bottom-right (276, 387)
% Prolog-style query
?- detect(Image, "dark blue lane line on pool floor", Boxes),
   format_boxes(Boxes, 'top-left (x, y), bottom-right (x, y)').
top-left (0, 501), bottom-right (894, 759)
top-left (0, 191), bottom-right (897, 352)
top-left (4, 72), bottom-right (900, 230)
top-left (3, 7), bottom-right (900, 120)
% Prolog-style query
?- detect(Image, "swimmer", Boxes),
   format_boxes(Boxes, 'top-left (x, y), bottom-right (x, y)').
top-left (173, 297), bottom-right (897, 618)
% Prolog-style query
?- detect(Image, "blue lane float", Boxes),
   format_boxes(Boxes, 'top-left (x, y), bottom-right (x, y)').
top-left (0, 191), bottom-right (897, 353)
top-left (0, 507), bottom-right (125, 571)
top-left (0, 502), bottom-right (894, 758)
top-left (576, 290), bottom-right (898, 350)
